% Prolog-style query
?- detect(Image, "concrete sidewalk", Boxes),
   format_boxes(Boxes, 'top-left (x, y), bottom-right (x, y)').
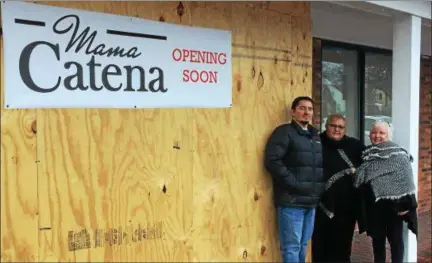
top-left (351, 210), bottom-right (431, 263)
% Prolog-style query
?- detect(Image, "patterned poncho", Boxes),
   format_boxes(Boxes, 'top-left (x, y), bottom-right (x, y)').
top-left (353, 141), bottom-right (416, 202)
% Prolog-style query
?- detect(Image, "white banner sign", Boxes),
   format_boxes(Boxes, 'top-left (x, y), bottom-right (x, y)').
top-left (1, 1), bottom-right (232, 109)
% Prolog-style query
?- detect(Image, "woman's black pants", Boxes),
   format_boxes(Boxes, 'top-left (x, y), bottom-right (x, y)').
top-left (312, 208), bottom-right (356, 263)
top-left (371, 215), bottom-right (404, 263)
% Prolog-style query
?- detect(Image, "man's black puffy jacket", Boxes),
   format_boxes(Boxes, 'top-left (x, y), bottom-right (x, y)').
top-left (264, 121), bottom-right (325, 208)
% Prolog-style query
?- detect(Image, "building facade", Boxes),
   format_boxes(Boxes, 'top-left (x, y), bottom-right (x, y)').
top-left (310, 1), bottom-right (431, 214)
top-left (310, 2), bottom-right (431, 262)
top-left (312, 38), bottom-right (431, 214)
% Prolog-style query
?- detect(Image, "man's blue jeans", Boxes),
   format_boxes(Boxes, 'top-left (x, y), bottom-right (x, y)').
top-left (277, 206), bottom-right (316, 263)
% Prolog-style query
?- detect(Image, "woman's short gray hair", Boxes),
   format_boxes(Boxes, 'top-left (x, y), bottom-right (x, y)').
top-left (371, 120), bottom-right (393, 140)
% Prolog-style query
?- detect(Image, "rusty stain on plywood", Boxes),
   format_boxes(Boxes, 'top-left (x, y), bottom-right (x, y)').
top-left (1, 1), bottom-right (313, 262)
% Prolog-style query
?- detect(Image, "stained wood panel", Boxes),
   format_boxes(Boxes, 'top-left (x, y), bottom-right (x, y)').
top-left (0, 1), bottom-right (313, 262)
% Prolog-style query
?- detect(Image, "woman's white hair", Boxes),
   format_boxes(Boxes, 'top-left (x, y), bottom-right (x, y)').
top-left (371, 120), bottom-right (393, 140)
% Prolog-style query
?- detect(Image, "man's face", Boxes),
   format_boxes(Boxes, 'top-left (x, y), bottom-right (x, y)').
top-left (370, 123), bottom-right (389, 144)
top-left (326, 118), bottom-right (345, 141)
top-left (291, 100), bottom-right (313, 125)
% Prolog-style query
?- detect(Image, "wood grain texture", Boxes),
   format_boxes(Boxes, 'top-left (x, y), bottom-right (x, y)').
top-left (36, 108), bottom-right (193, 262)
top-left (0, 38), bottom-right (39, 262)
top-left (1, 1), bottom-right (313, 262)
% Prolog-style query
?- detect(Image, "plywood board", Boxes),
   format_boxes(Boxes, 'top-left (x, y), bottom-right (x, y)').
top-left (0, 36), bottom-right (39, 262)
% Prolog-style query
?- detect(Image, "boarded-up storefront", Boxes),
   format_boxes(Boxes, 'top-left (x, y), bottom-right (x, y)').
top-left (0, 1), bottom-right (313, 262)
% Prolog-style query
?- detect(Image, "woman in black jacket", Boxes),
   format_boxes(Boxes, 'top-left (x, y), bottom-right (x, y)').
top-left (312, 114), bottom-right (365, 263)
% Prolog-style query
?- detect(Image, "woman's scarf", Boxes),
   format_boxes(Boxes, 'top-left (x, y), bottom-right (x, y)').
top-left (353, 141), bottom-right (416, 202)
top-left (318, 149), bottom-right (354, 219)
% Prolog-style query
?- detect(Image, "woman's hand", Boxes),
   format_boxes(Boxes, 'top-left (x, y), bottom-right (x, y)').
top-left (398, 210), bottom-right (409, 216)
top-left (346, 168), bottom-right (356, 174)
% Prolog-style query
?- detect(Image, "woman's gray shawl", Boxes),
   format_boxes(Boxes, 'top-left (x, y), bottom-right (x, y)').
top-left (353, 141), bottom-right (416, 202)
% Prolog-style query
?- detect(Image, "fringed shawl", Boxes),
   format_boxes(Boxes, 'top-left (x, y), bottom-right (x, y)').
top-left (353, 141), bottom-right (416, 202)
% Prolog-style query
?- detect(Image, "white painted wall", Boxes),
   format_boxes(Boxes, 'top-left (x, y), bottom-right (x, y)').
top-left (311, 2), bottom-right (432, 56)
top-left (367, 1), bottom-right (431, 20)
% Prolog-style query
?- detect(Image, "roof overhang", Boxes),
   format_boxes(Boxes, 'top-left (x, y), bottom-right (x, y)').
top-left (331, 1), bottom-right (431, 27)
top-left (367, 1), bottom-right (431, 20)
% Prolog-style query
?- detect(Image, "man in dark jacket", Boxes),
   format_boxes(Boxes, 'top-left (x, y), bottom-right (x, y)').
top-left (311, 114), bottom-right (365, 263)
top-left (264, 96), bottom-right (325, 263)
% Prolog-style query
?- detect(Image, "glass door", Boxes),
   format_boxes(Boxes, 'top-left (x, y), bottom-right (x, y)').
top-left (364, 53), bottom-right (393, 145)
top-left (321, 47), bottom-right (360, 139)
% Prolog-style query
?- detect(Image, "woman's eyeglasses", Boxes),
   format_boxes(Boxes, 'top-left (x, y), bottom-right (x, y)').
top-left (329, 124), bottom-right (345, 130)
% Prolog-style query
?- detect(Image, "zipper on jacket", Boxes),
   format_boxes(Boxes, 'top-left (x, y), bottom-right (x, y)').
top-left (311, 138), bottom-right (316, 187)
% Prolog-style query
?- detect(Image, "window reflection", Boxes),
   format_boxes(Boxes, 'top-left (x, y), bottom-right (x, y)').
top-left (364, 53), bottom-right (393, 145)
top-left (321, 48), bottom-right (359, 139)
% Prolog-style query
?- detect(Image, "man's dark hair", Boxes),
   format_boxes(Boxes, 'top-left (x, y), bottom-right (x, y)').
top-left (291, 96), bottom-right (314, 110)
